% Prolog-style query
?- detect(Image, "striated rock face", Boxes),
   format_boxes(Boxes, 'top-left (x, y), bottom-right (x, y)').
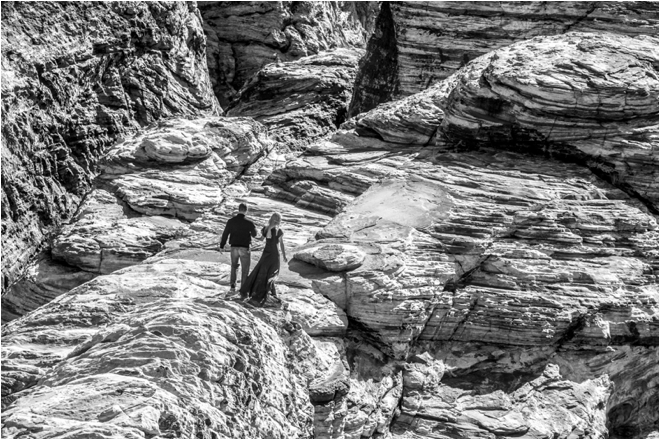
top-left (349, 1), bottom-right (659, 115)
top-left (2, 5), bottom-right (658, 440)
top-left (99, 117), bottom-right (274, 220)
top-left (0, 255), bottom-right (95, 323)
top-left (256, 31), bottom-right (658, 436)
top-left (440, 32), bottom-right (659, 213)
top-left (228, 49), bottom-right (363, 150)
top-left (1, 117), bottom-right (276, 322)
top-left (353, 32), bottom-right (659, 213)
top-left (1, 273), bottom-right (322, 438)
top-left (1, 1), bottom-right (220, 291)
top-left (200, 1), bottom-right (378, 108)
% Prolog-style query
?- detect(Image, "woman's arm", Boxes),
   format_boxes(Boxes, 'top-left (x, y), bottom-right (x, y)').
top-left (279, 234), bottom-right (287, 262)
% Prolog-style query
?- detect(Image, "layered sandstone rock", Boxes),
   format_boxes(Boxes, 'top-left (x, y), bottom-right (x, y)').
top-left (228, 49), bottom-right (363, 150)
top-left (0, 256), bottom-right (95, 322)
top-left (0, 271), bottom-right (329, 438)
top-left (352, 32), bottom-right (659, 213)
top-left (2, 5), bottom-right (658, 440)
top-left (1, 117), bottom-right (276, 322)
top-left (349, 1), bottom-right (659, 115)
top-left (255, 31), bottom-right (657, 435)
top-left (440, 32), bottom-right (659, 213)
top-left (200, 1), bottom-right (378, 108)
top-left (1, 1), bottom-right (220, 291)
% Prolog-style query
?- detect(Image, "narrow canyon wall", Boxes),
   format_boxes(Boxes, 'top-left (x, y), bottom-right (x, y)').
top-left (1, 1), bottom-right (220, 291)
top-left (200, 1), bottom-right (378, 108)
top-left (349, 1), bottom-right (660, 116)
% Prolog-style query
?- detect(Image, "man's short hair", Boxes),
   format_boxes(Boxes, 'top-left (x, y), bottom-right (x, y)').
top-left (238, 203), bottom-right (247, 212)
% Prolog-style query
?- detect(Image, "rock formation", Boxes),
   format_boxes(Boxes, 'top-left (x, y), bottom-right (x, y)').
top-left (200, 1), bottom-right (378, 108)
top-left (2, 116), bottom-right (277, 322)
top-left (1, 2), bottom-right (220, 292)
top-left (353, 32), bottom-right (659, 213)
top-left (2, 3), bottom-right (658, 440)
top-left (349, 1), bottom-right (660, 115)
top-left (228, 48), bottom-right (363, 150)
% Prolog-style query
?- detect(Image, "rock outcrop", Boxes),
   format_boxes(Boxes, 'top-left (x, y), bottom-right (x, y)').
top-left (1, 116), bottom-right (276, 322)
top-left (228, 49), bottom-right (363, 150)
top-left (2, 5), bottom-right (658, 440)
top-left (258, 31), bottom-right (658, 436)
top-left (353, 32), bottom-right (659, 213)
top-left (200, 1), bottom-right (378, 108)
top-left (1, 1), bottom-right (220, 291)
top-left (349, 1), bottom-right (660, 115)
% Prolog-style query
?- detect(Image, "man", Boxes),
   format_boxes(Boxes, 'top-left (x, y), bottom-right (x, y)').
top-left (220, 203), bottom-right (257, 292)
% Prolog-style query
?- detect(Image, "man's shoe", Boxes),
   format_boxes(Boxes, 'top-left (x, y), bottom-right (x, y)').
top-left (229, 286), bottom-right (236, 292)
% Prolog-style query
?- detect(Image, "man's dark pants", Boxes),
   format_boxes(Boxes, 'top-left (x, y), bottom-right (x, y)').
top-left (230, 246), bottom-right (250, 289)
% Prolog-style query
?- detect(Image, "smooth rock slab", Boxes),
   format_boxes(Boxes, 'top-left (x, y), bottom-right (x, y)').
top-left (294, 243), bottom-right (366, 272)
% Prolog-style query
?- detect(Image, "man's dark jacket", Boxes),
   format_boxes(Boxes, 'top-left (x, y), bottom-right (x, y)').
top-left (220, 213), bottom-right (257, 248)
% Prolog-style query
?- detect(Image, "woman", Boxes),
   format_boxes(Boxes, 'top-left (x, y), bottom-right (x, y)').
top-left (240, 212), bottom-right (288, 306)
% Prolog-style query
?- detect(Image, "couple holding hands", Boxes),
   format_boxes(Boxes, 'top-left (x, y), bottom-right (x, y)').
top-left (219, 203), bottom-right (287, 306)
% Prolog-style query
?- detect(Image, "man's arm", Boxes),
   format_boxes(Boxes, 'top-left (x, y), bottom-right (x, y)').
top-left (250, 221), bottom-right (257, 238)
top-left (219, 220), bottom-right (231, 249)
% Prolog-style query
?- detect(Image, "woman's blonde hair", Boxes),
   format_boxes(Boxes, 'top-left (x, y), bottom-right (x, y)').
top-left (265, 212), bottom-right (282, 238)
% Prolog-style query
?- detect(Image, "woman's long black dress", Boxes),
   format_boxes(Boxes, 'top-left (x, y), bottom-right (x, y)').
top-left (240, 227), bottom-right (282, 305)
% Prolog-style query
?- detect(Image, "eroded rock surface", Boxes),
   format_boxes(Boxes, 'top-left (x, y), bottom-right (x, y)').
top-left (349, 1), bottom-right (659, 115)
top-left (2, 6), bottom-right (658, 440)
top-left (2, 116), bottom-right (277, 322)
top-left (353, 32), bottom-right (659, 213)
top-left (228, 49), bottom-right (363, 150)
top-left (1, 1), bottom-right (220, 291)
top-left (201, 1), bottom-right (378, 108)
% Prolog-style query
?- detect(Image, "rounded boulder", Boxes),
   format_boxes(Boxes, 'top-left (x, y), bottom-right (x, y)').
top-left (294, 243), bottom-right (366, 272)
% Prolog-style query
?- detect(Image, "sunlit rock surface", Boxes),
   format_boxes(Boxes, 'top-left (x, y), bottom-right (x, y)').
top-left (228, 49), bottom-right (363, 150)
top-left (353, 32), bottom-right (659, 213)
top-left (200, 1), bottom-right (378, 108)
top-left (1, 117), bottom-right (277, 322)
top-left (2, 5), bottom-right (658, 440)
top-left (1, 1), bottom-right (220, 291)
top-left (349, 1), bottom-right (659, 115)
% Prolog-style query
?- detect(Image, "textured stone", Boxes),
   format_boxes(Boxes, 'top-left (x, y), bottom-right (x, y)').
top-left (1, 1), bottom-right (220, 290)
top-left (100, 117), bottom-right (274, 220)
top-left (2, 294), bottom-right (318, 437)
top-left (294, 243), bottom-right (366, 272)
top-left (3, 6), bottom-right (659, 438)
top-left (402, 342), bottom-right (659, 439)
top-left (349, 32), bottom-right (659, 212)
top-left (441, 32), bottom-right (659, 212)
top-left (52, 215), bottom-right (185, 274)
top-left (228, 49), bottom-right (363, 150)
top-left (200, 1), bottom-right (378, 108)
top-left (1, 255), bottom-right (95, 323)
top-left (349, 1), bottom-right (659, 115)
top-left (278, 286), bottom-right (348, 337)
top-left (395, 361), bottom-right (611, 438)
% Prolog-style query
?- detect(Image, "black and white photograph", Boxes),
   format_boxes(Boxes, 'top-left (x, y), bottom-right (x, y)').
top-left (1, 1), bottom-right (658, 439)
